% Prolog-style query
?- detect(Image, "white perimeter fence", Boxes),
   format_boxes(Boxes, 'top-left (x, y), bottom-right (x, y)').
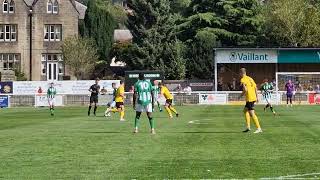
top-left (2, 91), bottom-right (320, 107)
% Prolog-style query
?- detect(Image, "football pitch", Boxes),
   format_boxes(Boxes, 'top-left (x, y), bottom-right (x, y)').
top-left (0, 105), bottom-right (319, 179)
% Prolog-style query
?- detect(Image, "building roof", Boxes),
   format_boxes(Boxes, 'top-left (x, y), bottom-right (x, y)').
top-left (75, 1), bottom-right (87, 20)
top-left (23, 0), bottom-right (86, 19)
top-left (23, 0), bottom-right (37, 6)
top-left (114, 29), bottom-right (133, 42)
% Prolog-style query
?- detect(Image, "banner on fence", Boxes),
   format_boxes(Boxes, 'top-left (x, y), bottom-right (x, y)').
top-left (199, 94), bottom-right (227, 105)
top-left (0, 95), bottom-right (9, 107)
top-left (308, 93), bottom-right (320, 104)
top-left (13, 80), bottom-right (120, 95)
top-left (35, 95), bottom-right (64, 107)
top-left (0, 82), bottom-right (13, 94)
top-left (257, 94), bottom-right (281, 105)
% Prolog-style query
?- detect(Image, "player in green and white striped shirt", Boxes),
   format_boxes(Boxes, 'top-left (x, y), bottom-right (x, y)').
top-left (152, 80), bottom-right (162, 112)
top-left (133, 73), bottom-right (155, 134)
top-left (47, 82), bottom-right (57, 116)
top-left (260, 79), bottom-right (276, 115)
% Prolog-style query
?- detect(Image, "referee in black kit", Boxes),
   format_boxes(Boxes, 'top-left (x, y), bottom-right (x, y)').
top-left (88, 78), bottom-right (100, 116)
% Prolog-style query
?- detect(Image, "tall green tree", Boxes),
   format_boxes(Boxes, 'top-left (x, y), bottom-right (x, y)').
top-left (117, 0), bottom-right (186, 79)
top-left (178, 0), bottom-right (263, 79)
top-left (81, 0), bottom-right (116, 61)
top-left (262, 0), bottom-right (320, 47)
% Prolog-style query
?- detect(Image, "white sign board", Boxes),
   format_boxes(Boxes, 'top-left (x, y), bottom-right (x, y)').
top-left (216, 50), bottom-right (278, 64)
top-left (13, 80), bottom-right (120, 95)
top-left (199, 94), bottom-right (227, 105)
top-left (35, 95), bottom-right (64, 107)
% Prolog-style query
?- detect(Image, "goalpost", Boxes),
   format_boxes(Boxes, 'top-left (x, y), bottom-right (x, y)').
top-left (276, 72), bottom-right (320, 104)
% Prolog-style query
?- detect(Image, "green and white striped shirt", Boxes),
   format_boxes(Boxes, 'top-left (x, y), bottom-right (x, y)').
top-left (261, 83), bottom-right (273, 99)
top-left (47, 87), bottom-right (57, 99)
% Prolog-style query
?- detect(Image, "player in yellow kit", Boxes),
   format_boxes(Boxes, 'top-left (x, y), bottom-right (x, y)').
top-left (239, 68), bottom-right (262, 134)
top-left (111, 80), bottom-right (125, 121)
top-left (158, 82), bottom-right (179, 118)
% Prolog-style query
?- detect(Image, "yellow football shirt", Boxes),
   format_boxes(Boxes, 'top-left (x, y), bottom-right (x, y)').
top-left (240, 75), bottom-right (257, 102)
top-left (115, 85), bottom-right (124, 103)
top-left (161, 86), bottom-right (173, 100)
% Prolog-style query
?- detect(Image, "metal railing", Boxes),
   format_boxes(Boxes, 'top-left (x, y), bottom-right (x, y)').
top-left (4, 91), bottom-right (318, 107)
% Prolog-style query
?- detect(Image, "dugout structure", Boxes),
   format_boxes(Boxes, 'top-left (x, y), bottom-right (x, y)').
top-left (125, 71), bottom-right (164, 91)
top-left (214, 48), bottom-right (320, 91)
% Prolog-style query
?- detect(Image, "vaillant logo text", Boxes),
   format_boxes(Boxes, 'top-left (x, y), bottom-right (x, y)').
top-left (229, 52), bottom-right (269, 62)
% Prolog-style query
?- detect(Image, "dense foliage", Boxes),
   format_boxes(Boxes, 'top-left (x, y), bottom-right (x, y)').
top-left (76, 0), bottom-right (320, 80)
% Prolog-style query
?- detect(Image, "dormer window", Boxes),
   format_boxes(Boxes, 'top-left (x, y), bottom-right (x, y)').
top-left (47, 0), bottom-right (52, 13)
top-left (47, 0), bottom-right (58, 14)
top-left (53, 0), bottom-right (58, 14)
top-left (8, 0), bottom-right (14, 13)
top-left (3, 0), bottom-right (8, 13)
top-left (3, 0), bottom-right (14, 13)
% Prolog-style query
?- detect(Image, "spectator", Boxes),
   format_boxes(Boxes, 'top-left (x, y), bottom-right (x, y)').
top-left (129, 86), bottom-right (134, 93)
top-left (297, 83), bottom-right (304, 92)
top-left (100, 87), bottom-right (107, 95)
top-left (217, 81), bottom-right (223, 91)
top-left (227, 83), bottom-right (232, 91)
top-left (315, 84), bottom-right (320, 93)
top-left (307, 85), bottom-right (314, 91)
top-left (175, 84), bottom-right (183, 93)
top-left (37, 87), bottom-right (43, 94)
top-left (183, 86), bottom-right (192, 95)
top-left (231, 77), bottom-right (238, 91)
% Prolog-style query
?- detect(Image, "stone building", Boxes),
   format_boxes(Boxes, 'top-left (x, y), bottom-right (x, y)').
top-left (0, 0), bottom-right (86, 81)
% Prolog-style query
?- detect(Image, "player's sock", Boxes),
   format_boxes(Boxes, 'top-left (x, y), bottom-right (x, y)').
top-left (88, 106), bottom-right (92, 116)
top-left (94, 106), bottom-right (97, 115)
top-left (270, 106), bottom-right (275, 113)
top-left (157, 102), bottom-right (162, 111)
top-left (134, 117), bottom-right (140, 128)
top-left (120, 111), bottom-right (125, 120)
top-left (245, 111), bottom-right (251, 129)
top-left (165, 106), bottom-right (172, 117)
top-left (148, 117), bottom-right (154, 129)
top-left (169, 106), bottom-right (178, 114)
top-left (252, 114), bottom-right (261, 129)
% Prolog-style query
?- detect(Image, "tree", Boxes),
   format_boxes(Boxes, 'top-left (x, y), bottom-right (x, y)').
top-left (62, 37), bottom-right (99, 80)
top-left (178, 0), bottom-right (263, 79)
top-left (262, 0), bottom-right (320, 47)
top-left (82, 0), bottom-right (116, 61)
top-left (118, 0), bottom-right (186, 79)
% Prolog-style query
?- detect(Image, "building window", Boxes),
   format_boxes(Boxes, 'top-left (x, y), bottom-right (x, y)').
top-left (8, 0), bottom-right (14, 13)
top-left (53, 0), bottom-right (58, 14)
top-left (47, 0), bottom-right (58, 14)
top-left (0, 24), bottom-right (17, 42)
top-left (0, 53), bottom-right (20, 70)
top-left (44, 25), bottom-right (62, 41)
top-left (3, 0), bottom-right (8, 13)
top-left (47, 0), bottom-right (52, 13)
top-left (3, 0), bottom-right (14, 13)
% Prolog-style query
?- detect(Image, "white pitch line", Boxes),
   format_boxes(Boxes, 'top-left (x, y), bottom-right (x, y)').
top-left (261, 172), bottom-right (320, 179)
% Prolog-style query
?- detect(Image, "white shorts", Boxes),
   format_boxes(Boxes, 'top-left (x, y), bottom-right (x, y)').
top-left (265, 97), bottom-right (271, 104)
top-left (108, 101), bottom-right (116, 108)
top-left (48, 98), bottom-right (55, 106)
top-left (136, 103), bottom-right (153, 113)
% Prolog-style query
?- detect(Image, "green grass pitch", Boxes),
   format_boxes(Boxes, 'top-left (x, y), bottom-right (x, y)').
top-left (0, 105), bottom-right (319, 179)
